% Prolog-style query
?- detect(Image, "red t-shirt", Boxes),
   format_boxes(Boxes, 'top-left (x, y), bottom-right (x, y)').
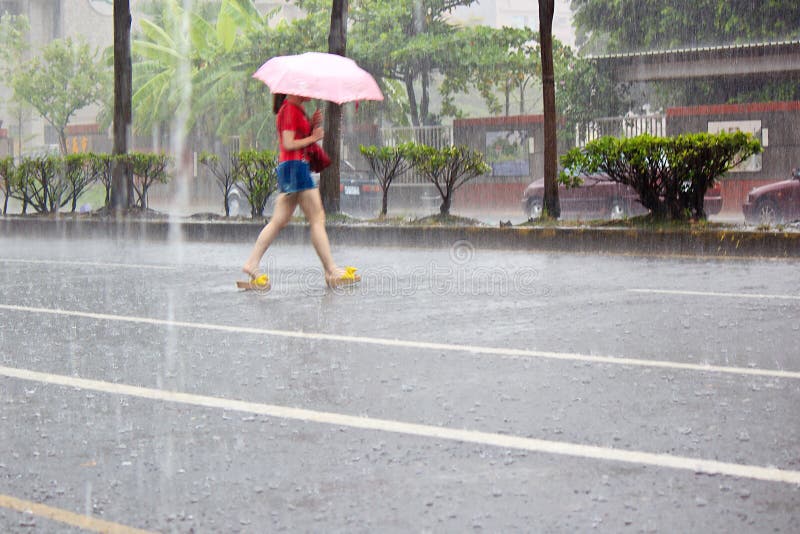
top-left (276, 101), bottom-right (310, 162)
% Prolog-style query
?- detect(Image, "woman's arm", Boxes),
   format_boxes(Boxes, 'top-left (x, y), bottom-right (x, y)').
top-left (281, 126), bottom-right (324, 151)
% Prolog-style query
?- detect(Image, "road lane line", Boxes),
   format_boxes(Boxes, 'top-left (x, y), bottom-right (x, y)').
top-left (629, 288), bottom-right (800, 301)
top-left (0, 258), bottom-right (177, 271)
top-left (2, 303), bottom-right (799, 381)
top-left (0, 493), bottom-right (154, 534)
top-left (2, 365), bottom-right (799, 485)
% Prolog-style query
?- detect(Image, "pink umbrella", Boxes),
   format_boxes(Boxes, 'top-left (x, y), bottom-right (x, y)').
top-left (252, 52), bottom-right (384, 105)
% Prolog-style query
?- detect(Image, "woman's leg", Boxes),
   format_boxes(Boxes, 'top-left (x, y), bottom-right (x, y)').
top-left (296, 188), bottom-right (340, 277)
top-left (242, 193), bottom-right (298, 277)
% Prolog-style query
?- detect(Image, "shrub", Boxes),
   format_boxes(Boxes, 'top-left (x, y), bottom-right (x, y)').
top-left (124, 152), bottom-right (172, 209)
top-left (87, 153), bottom-right (115, 208)
top-left (64, 153), bottom-right (96, 212)
top-left (359, 143), bottom-right (415, 217)
top-left (560, 132), bottom-right (762, 220)
top-left (12, 155), bottom-right (67, 214)
top-left (235, 149), bottom-right (277, 218)
top-left (407, 144), bottom-right (491, 216)
top-left (199, 150), bottom-right (239, 217)
top-left (0, 157), bottom-right (14, 215)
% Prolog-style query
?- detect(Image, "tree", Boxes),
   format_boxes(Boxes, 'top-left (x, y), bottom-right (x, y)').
top-left (441, 26), bottom-right (541, 118)
top-left (348, 0), bottom-right (479, 127)
top-left (572, 0), bottom-right (800, 53)
top-left (359, 143), bottom-right (415, 217)
top-left (130, 0), bottom-right (273, 144)
top-left (12, 37), bottom-right (108, 156)
top-left (408, 144), bottom-right (490, 216)
top-left (89, 153), bottom-right (116, 208)
top-left (64, 154), bottom-right (97, 213)
top-left (12, 156), bottom-right (68, 214)
top-left (321, 0), bottom-right (348, 213)
top-left (236, 149), bottom-right (278, 217)
top-left (556, 52), bottom-right (632, 146)
top-left (126, 152), bottom-right (172, 209)
top-left (560, 132), bottom-right (762, 220)
top-left (539, 0), bottom-right (560, 219)
top-left (0, 157), bottom-right (14, 215)
top-left (571, 0), bottom-right (800, 105)
top-left (112, 0), bottom-right (133, 210)
top-left (199, 150), bottom-right (240, 217)
top-left (0, 13), bottom-right (31, 159)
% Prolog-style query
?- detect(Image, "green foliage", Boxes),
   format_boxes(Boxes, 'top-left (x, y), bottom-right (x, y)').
top-left (441, 26), bottom-right (541, 118)
top-left (130, 0), bottom-right (275, 145)
top-left (87, 153), bottom-right (116, 208)
top-left (12, 156), bottom-right (68, 214)
top-left (64, 154), bottom-right (96, 213)
top-left (572, 0), bottom-right (800, 53)
top-left (406, 143), bottom-right (490, 215)
top-left (12, 37), bottom-right (108, 155)
top-left (123, 152), bottom-right (172, 209)
top-left (359, 143), bottom-right (416, 216)
top-left (571, 0), bottom-right (800, 106)
top-left (235, 149), bottom-right (277, 217)
top-left (560, 132), bottom-right (762, 220)
top-left (348, 0), bottom-right (479, 126)
top-left (556, 54), bottom-right (633, 146)
top-left (0, 157), bottom-right (15, 215)
top-left (0, 13), bottom-right (30, 80)
top-left (199, 150), bottom-right (240, 216)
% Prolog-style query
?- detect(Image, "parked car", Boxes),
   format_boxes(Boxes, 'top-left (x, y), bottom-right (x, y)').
top-left (339, 159), bottom-right (381, 215)
top-left (521, 174), bottom-right (723, 219)
top-left (742, 168), bottom-right (800, 224)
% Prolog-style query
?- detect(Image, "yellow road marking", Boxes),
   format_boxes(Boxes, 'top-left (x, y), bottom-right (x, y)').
top-left (0, 494), bottom-right (154, 533)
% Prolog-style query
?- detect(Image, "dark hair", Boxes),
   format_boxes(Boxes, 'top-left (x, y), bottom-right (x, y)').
top-left (272, 93), bottom-right (286, 114)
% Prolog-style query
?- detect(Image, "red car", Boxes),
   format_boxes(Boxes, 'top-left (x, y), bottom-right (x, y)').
top-left (521, 174), bottom-right (723, 219)
top-left (742, 168), bottom-right (800, 225)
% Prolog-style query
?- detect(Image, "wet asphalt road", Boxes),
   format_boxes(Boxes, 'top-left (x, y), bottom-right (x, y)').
top-left (1, 234), bottom-right (799, 533)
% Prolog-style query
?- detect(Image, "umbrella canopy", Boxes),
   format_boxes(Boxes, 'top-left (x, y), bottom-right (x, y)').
top-left (252, 52), bottom-right (383, 105)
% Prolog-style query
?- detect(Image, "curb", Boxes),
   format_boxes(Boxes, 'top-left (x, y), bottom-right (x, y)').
top-left (2, 217), bottom-right (799, 259)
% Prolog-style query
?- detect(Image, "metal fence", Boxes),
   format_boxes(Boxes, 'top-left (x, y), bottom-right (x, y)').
top-left (380, 125), bottom-right (453, 184)
top-left (575, 113), bottom-right (667, 147)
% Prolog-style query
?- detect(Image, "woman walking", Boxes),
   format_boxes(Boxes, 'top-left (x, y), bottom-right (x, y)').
top-left (239, 93), bottom-right (360, 290)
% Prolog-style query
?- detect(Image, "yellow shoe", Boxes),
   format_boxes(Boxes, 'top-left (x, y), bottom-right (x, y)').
top-left (236, 273), bottom-right (271, 292)
top-left (326, 266), bottom-right (361, 288)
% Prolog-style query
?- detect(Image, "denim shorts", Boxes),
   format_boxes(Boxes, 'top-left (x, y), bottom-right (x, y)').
top-left (277, 160), bottom-right (316, 194)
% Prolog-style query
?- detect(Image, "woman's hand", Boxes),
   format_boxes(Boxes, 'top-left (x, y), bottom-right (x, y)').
top-left (311, 109), bottom-right (322, 128)
top-left (310, 126), bottom-right (324, 143)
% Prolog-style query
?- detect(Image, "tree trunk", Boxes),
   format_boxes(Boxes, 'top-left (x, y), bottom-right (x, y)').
top-left (405, 74), bottom-right (420, 127)
top-left (440, 192), bottom-right (451, 216)
top-left (539, 0), bottom-right (560, 218)
top-left (321, 0), bottom-right (348, 213)
top-left (420, 69), bottom-right (430, 125)
top-left (58, 131), bottom-right (67, 156)
top-left (111, 0), bottom-right (132, 211)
